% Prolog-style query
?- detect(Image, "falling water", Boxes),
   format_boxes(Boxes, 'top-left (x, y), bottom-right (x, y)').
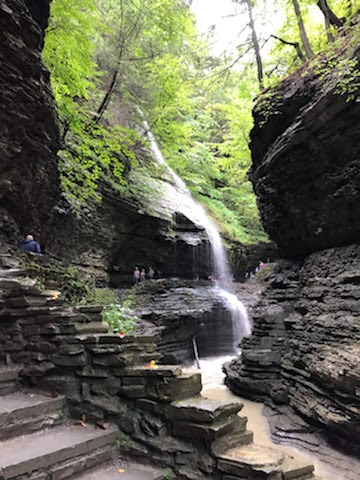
top-left (141, 115), bottom-right (252, 351)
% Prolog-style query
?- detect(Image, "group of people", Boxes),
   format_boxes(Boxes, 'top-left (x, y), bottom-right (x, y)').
top-left (245, 260), bottom-right (268, 279)
top-left (133, 266), bottom-right (155, 284)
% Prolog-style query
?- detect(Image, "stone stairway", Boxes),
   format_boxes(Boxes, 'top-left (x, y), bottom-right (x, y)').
top-left (0, 365), bottom-right (163, 480)
top-left (167, 395), bottom-right (318, 480)
top-left (0, 253), bottom-right (321, 479)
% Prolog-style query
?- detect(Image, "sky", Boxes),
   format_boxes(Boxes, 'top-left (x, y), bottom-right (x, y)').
top-left (190, 0), bottom-right (287, 58)
top-left (190, 0), bottom-right (248, 56)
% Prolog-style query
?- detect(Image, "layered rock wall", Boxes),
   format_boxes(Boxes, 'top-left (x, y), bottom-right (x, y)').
top-left (226, 22), bottom-right (360, 453)
top-left (0, 0), bottom-right (59, 243)
top-left (226, 245), bottom-right (360, 450)
top-left (250, 31), bottom-right (360, 258)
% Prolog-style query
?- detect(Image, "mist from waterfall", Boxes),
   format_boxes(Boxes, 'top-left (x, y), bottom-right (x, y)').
top-left (141, 115), bottom-right (252, 351)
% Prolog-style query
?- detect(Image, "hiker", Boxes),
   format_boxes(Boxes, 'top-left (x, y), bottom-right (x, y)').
top-left (148, 266), bottom-right (155, 280)
top-left (133, 266), bottom-right (140, 285)
top-left (140, 268), bottom-right (146, 282)
top-left (18, 234), bottom-right (41, 254)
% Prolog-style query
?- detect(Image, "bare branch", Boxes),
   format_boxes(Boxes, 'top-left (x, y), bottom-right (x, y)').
top-left (271, 34), bottom-right (306, 61)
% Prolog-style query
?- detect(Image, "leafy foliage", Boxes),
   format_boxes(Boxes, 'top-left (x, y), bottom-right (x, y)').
top-left (102, 304), bottom-right (138, 334)
top-left (43, 0), bottom-right (359, 245)
top-left (22, 258), bottom-right (94, 305)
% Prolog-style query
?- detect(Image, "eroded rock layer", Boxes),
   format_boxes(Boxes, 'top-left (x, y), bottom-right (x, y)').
top-left (226, 22), bottom-right (360, 455)
top-left (226, 245), bottom-right (360, 451)
top-left (0, 0), bottom-right (59, 243)
top-left (250, 29), bottom-right (360, 258)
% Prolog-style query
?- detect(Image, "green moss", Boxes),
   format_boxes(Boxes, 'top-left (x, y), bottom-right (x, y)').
top-left (21, 258), bottom-right (94, 305)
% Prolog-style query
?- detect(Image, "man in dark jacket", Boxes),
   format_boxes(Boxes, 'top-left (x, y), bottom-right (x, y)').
top-left (19, 234), bottom-right (41, 253)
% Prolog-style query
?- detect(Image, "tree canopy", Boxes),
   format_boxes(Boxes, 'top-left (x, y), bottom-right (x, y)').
top-left (43, 0), bottom-right (359, 244)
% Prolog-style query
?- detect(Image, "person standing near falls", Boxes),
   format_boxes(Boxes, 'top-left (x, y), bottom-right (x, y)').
top-left (133, 266), bottom-right (140, 285)
top-left (140, 268), bottom-right (146, 282)
top-left (148, 266), bottom-right (154, 280)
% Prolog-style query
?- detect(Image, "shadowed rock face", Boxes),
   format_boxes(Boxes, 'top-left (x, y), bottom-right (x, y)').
top-left (250, 44), bottom-right (360, 258)
top-left (225, 245), bottom-right (360, 452)
top-left (226, 22), bottom-right (360, 455)
top-left (0, 0), bottom-right (59, 244)
top-left (25, 0), bottom-right (51, 33)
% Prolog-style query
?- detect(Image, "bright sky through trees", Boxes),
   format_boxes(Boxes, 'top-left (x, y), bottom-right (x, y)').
top-left (190, 0), bottom-right (287, 56)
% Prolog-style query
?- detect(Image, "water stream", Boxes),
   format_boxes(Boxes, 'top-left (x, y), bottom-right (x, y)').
top-left (198, 357), bottom-right (341, 480)
top-left (142, 116), bottom-right (251, 353)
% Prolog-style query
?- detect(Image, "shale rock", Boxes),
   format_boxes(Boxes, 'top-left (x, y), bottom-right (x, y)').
top-left (250, 25), bottom-right (360, 258)
top-left (225, 244), bottom-right (360, 451)
top-left (0, 0), bottom-right (59, 244)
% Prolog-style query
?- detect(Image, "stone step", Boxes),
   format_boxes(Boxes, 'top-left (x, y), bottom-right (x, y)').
top-left (166, 395), bottom-right (243, 423)
top-left (0, 255), bottom-right (20, 269)
top-left (217, 443), bottom-right (314, 479)
top-left (152, 371), bottom-right (202, 402)
top-left (0, 391), bottom-right (66, 440)
top-left (73, 321), bottom-right (109, 334)
top-left (0, 268), bottom-right (23, 278)
top-left (281, 457), bottom-right (314, 479)
top-left (218, 443), bottom-right (285, 478)
top-left (172, 410), bottom-right (247, 441)
top-left (0, 277), bottom-right (38, 295)
top-left (0, 365), bottom-right (22, 396)
top-left (72, 462), bottom-right (164, 480)
top-left (0, 423), bottom-right (118, 479)
top-left (212, 429), bottom-right (254, 456)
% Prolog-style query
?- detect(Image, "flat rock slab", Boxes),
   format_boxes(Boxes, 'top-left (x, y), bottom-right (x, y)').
top-left (167, 395), bottom-right (243, 423)
top-left (0, 391), bottom-right (64, 415)
top-left (0, 423), bottom-right (118, 479)
top-left (0, 391), bottom-right (66, 439)
top-left (119, 365), bottom-right (182, 377)
top-left (219, 443), bottom-right (285, 469)
top-left (0, 366), bottom-right (22, 383)
top-left (281, 457), bottom-right (314, 479)
top-left (75, 463), bottom-right (164, 480)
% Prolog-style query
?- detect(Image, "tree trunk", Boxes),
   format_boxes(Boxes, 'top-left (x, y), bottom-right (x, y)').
top-left (245, 0), bottom-right (264, 89)
top-left (291, 0), bottom-right (314, 59)
top-left (92, 69), bottom-right (120, 125)
top-left (317, 0), bottom-right (345, 28)
top-left (346, 0), bottom-right (353, 16)
top-left (318, 0), bottom-right (334, 42)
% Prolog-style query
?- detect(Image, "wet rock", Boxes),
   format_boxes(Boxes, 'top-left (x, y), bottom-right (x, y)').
top-left (133, 279), bottom-right (245, 363)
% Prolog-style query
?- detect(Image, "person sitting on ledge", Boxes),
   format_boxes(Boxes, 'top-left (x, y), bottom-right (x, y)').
top-left (18, 234), bottom-right (41, 254)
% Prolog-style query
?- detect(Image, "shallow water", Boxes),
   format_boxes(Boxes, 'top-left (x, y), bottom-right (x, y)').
top-left (195, 356), bottom-right (342, 480)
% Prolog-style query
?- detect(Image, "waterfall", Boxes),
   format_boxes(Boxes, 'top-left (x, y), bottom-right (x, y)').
top-left (141, 115), bottom-right (252, 352)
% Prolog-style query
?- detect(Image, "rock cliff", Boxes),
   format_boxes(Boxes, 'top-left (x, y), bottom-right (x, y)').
top-left (250, 25), bottom-right (360, 258)
top-left (0, 0), bottom-right (211, 281)
top-left (0, 0), bottom-right (59, 244)
top-left (225, 21), bottom-right (360, 454)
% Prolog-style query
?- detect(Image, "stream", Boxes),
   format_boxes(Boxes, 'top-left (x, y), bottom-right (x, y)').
top-left (195, 355), bottom-right (355, 480)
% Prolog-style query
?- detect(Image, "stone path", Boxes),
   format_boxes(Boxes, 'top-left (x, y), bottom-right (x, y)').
top-left (0, 366), bottom-right (162, 480)
top-left (74, 463), bottom-right (164, 480)
top-left (0, 254), bottom-right (321, 479)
